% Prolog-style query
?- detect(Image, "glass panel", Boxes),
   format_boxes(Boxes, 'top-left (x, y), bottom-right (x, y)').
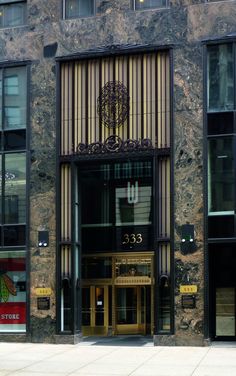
top-left (208, 138), bottom-right (234, 215)
top-left (65, 0), bottom-right (94, 18)
top-left (95, 287), bottom-right (104, 326)
top-left (207, 112), bottom-right (234, 135)
top-left (208, 44), bottom-right (234, 111)
top-left (82, 287), bottom-right (90, 326)
top-left (80, 160), bottom-right (153, 252)
top-left (4, 67), bottom-right (26, 130)
top-left (135, 0), bottom-right (168, 10)
top-left (116, 288), bottom-right (137, 325)
top-left (159, 276), bottom-right (171, 331)
top-left (82, 257), bottom-right (112, 279)
top-left (0, 69), bottom-right (2, 130)
top-left (115, 256), bottom-right (151, 277)
top-left (4, 129), bottom-right (26, 150)
top-left (3, 225), bottom-right (25, 246)
top-left (0, 250), bottom-right (26, 332)
top-left (0, 3), bottom-right (26, 28)
top-left (4, 153), bottom-right (26, 224)
top-left (216, 288), bottom-right (235, 336)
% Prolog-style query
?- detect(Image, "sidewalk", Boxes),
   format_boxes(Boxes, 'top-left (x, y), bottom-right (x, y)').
top-left (0, 338), bottom-right (236, 376)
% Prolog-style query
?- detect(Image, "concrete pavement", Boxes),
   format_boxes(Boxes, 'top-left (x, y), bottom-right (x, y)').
top-left (0, 338), bottom-right (236, 376)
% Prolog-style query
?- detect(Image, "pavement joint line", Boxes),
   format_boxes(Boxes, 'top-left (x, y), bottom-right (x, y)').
top-left (0, 344), bottom-right (79, 376)
top-left (127, 345), bottom-right (165, 376)
top-left (189, 347), bottom-right (211, 376)
top-left (66, 345), bottom-right (121, 375)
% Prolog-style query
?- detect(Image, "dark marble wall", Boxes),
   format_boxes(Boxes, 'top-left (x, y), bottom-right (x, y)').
top-left (0, 0), bottom-right (235, 344)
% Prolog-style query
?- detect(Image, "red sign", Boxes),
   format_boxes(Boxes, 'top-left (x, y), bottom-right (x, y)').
top-left (0, 302), bottom-right (26, 324)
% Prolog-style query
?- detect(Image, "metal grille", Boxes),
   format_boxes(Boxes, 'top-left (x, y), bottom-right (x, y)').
top-left (60, 51), bottom-right (170, 155)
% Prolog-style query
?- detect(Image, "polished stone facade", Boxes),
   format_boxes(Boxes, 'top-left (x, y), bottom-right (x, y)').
top-left (0, 0), bottom-right (235, 344)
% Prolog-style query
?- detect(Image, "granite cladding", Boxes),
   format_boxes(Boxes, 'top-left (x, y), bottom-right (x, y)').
top-left (0, 0), bottom-right (234, 344)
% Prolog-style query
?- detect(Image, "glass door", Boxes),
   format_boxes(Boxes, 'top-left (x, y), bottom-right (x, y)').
top-left (216, 287), bottom-right (235, 337)
top-left (115, 286), bottom-right (146, 335)
top-left (82, 286), bottom-right (109, 335)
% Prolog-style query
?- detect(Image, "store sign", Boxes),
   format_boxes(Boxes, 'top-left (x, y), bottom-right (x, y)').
top-left (0, 302), bottom-right (26, 324)
top-left (182, 295), bottom-right (196, 309)
top-left (180, 285), bottom-right (197, 294)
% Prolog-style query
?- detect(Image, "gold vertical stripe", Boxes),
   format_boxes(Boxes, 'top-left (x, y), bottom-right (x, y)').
top-left (143, 54), bottom-right (147, 139)
top-left (165, 53), bottom-right (170, 148)
top-left (61, 164), bottom-right (71, 241)
top-left (129, 56), bottom-right (133, 139)
top-left (161, 53), bottom-right (166, 148)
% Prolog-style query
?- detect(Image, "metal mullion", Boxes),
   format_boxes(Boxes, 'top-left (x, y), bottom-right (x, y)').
top-left (71, 161), bottom-right (76, 334)
top-left (169, 47), bottom-right (175, 335)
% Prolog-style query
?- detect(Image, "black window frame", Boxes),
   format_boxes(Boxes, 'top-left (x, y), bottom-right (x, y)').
top-left (0, 0), bottom-right (27, 29)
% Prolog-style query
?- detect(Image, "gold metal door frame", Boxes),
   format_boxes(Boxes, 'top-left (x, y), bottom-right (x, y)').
top-left (82, 285), bottom-right (109, 336)
top-left (81, 252), bottom-right (154, 336)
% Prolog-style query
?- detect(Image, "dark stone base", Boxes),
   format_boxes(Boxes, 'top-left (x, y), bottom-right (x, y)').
top-left (153, 335), bottom-right (175, 346)
top-left (30, 316), bottom-right (56, 343)
top-left (54, 333), bottom-right (82, 344)
top-left (0, 334), bottom-right (28, 342)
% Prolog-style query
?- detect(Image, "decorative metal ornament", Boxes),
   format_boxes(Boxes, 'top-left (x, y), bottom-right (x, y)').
top-left (76, 136), bottom-right (153, 155)
top-left (97, 81), bottom-right (129, 128)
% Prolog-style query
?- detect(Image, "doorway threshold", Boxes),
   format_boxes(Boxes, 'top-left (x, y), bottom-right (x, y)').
top-left (80, 335), bottom-right (154, 347)
top-left (211, 341), bottom-right (236, 348)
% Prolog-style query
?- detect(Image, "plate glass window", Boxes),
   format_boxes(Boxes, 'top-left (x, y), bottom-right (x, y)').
top-left (207, 44), bottom-right (234, 111)
top-left (65, 0), bottom-right (95, 18)
top-left (134, 0), bottom-right (168, 10)
top-left (0, 1), bottom-right (26, 28)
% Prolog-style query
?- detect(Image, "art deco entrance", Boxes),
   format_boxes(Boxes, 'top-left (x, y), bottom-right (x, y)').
top-left (81, 254), bottom-right (154, 336)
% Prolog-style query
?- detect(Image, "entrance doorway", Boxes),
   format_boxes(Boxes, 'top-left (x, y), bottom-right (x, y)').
top-left (116, 286), bottom-right (151, 335)
top-left (82, 286), bottom-right (109, 336)
top-left (209, 244), bottom-right (236, 339)
top-left (81, 254), bottom-right (154, 336)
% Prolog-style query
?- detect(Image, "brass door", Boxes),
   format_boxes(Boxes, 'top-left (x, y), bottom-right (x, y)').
top-left (115, 286), bottom-right (147, 335)
top-left (82, 286), bottom-right (109, 335)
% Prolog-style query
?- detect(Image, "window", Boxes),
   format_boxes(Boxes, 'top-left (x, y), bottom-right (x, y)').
top-left (0, 65), bottom-right (27, 247)
top-left (134, 0), bottom-right (168, 10)
top-left (208, 137), bottom-right (234, 215)
top-left (0, 1), bottom-right (26, 28)
top-left (64, 0), bottom-right (95, 18)
top-left (207, 42), bottom-right (236, 238)
top-left (207, 44), bottom-right (234, 111)
top-left (0, 250), bottom-right (26, 332)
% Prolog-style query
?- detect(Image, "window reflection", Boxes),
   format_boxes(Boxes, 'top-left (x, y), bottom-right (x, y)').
top-left (65, 0), bottom-right (95, 18)
top-left (4, 153), bottom-right (26, 224)
top-left (208, 138), bottom-right (234, 214)
top-left (208, 44), bottom-right (234, 111)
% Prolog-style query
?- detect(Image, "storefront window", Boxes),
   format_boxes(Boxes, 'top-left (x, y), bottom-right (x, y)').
top-left (0, 250), bottom-right (26, 332)
top-left (208, 137), bottom-right (234, 215)
top-left (207, 44), bottom-right (234, 111)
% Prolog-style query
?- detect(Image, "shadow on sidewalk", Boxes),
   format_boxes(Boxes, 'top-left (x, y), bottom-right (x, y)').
top-left (81, 335), bottom-right (154, 347)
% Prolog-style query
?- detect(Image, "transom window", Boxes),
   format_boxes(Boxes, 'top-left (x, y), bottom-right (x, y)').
top-left (64, 0), bottom-right (95, 19)
top-left (0, 0), bottom-right (26, 28)
top-left (134, 0), bottom-right (169, 10)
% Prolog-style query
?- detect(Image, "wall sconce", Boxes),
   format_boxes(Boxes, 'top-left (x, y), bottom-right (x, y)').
top-left (38, 231), bottom-right (49, 247)
top-left (180, 224), bottom-right (196, 255)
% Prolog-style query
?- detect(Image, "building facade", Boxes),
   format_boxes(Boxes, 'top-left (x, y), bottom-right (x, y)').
top-left (0, 0), bottom-right (235, 345)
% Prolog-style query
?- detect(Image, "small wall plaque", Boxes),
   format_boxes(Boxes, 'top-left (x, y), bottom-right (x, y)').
top-left (182, 295), bottom-right (196, 309)
top-left (35, 287), bottom-right (52, 296)
top-left (180, 285), bottom-right (197, 294)
top-left (37, 297), bottom-right (50, 310)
